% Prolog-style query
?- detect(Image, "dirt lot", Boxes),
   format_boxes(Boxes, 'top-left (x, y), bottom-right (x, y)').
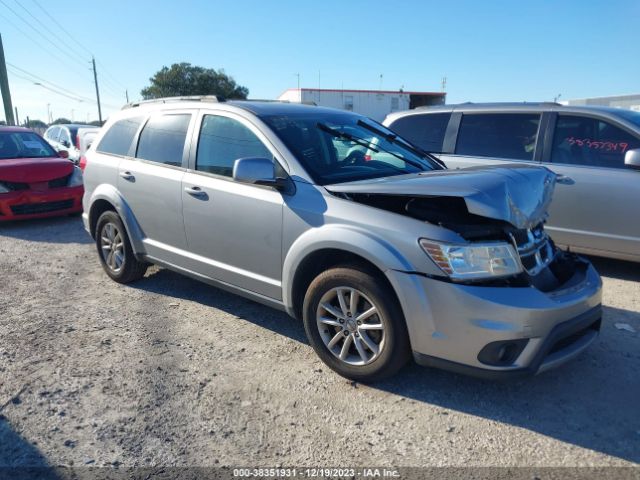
top-left (0, 216), bottom-right (639, 469)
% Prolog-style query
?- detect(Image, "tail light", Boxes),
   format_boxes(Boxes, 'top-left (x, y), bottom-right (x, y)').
top-left (75, 134), bottom-right (81, 150)
top-left (79, 155), bottom-right (87, 171)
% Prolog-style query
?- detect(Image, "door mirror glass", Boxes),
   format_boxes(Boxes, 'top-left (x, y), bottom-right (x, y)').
top-left (233, 157), bottom-right (285, 188)
top-left (625, 148), bottom-right (640, 170)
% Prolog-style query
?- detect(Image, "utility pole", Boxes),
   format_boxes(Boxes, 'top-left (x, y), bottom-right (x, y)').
top-left (0, 33), bottom-right (16, 125)
top-left (125, 89), bottom-right (129, 103)
top-left (91, 57), bottom-right (102, 123)
top-left (14, 106), bottom-right (19, 126)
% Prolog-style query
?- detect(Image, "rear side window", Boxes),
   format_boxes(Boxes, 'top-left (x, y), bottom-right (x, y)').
top-left (196, 115), bottom-right (271, 177)
top-left (389, 113), bottom-right (451, 152)
top-left (97, 117), bottom-right (144, 156)
top-left (136, 114), bottom-right (191, 167)
top-left (455, 113), bottom-right (540, 160)
top-left (551, 115), bottom-right (640, 169)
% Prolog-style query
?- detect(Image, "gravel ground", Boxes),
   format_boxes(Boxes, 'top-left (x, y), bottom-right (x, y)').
top-left (0, 216), bottom-right (639, 469)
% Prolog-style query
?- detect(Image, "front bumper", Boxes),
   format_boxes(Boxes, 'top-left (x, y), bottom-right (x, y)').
top-left (386, 257), bottom-right (602, 378)
top-left (0, 186), bottom-right (84, 221)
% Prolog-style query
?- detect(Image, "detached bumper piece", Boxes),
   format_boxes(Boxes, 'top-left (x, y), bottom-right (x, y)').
top-left (414, 305), bottom-right (601, 380)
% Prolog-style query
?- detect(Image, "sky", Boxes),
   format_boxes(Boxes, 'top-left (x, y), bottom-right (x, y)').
top-left (1, 0), bottom-right (639, 124)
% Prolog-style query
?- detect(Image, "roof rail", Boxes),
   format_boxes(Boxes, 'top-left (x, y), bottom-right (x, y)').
top-left (416, 101), bottom-right (563, 110)
top-left (122, 95), bottom-right (224, 110)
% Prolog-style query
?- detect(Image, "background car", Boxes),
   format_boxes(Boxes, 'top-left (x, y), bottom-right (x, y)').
top-left (44, 124), bottom-right (99, 164)
top-left (0, 126), bottom-right (84, 221)
top-left (384, 103), bottom-right (640, 262)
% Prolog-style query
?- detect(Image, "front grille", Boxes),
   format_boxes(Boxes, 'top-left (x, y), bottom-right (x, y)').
top-left (509, 224), bottom-right (555, 276)
top-left (0, 181), bottom-right (29, 191)
top-left (10, 199), bottom-right (74, 215)
top-left (48, 174), bottom-right (71, 189)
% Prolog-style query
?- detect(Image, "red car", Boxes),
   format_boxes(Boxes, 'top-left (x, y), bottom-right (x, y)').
top-left (0, 126), bottom-right (83, 221)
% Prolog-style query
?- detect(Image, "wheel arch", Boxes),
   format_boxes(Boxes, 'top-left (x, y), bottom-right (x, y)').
top-left (283, 227), bottom-right (414, 320)
top-left (87, 184), bottom-right (146, 255)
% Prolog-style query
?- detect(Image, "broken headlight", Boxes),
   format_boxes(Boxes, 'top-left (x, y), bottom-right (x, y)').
top-left (419, 239), bottom-right (522, 281)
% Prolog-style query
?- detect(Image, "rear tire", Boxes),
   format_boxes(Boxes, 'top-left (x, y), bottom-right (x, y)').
top-left (95, 211), bottom-right (147, 283)
top-left (302, 266), bottom-right (410, 382)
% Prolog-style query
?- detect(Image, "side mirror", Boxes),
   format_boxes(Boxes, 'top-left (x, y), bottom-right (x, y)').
top-left (58, 150), bottom-right (69, 159)
top-left (625, 149), bottom-right (640, 170)
top-left (233, 157), bottom-right (287, 189)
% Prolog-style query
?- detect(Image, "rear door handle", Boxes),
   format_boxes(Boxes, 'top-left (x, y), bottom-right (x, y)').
top-left (184, 186), bottom-right (208, 198)
top-left (119, 171), bottom-right (135, 181)
top-left (556, 174), bottom-right (574, 185)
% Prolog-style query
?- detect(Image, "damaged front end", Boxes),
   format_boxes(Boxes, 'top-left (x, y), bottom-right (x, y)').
top-left (326, 165), bottom-right (587, 292)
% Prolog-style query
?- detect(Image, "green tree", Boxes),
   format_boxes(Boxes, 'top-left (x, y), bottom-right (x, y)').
top-left (27, 119), bottom-right (47, 129)
top-left (51, 117), bottom-right (72, 125)
top-left (140, 63), bottom-right (248, 100)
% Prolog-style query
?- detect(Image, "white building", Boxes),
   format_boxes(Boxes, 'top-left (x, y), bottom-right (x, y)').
top-left (277, 88), bottom-right (446, 122)
top-left (562, 93), bottom-right (640, 112)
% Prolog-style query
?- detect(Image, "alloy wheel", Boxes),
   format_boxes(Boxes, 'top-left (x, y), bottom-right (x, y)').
top-left (316, 286), bottom-right (385, 366)
top-left (100, 222), bottom-right (125, 273)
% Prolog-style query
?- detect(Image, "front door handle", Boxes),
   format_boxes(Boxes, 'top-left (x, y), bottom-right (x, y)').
top-left (184, 186), bottom-right (208, 198)
top-left (119, 171), bottom-right (135, 181)
top-left (556, 174), bottom-right (574, 185)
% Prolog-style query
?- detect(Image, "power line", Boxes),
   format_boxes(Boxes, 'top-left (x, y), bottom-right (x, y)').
top-left (96, 59), bottom-right (128, 90)
top-left (6, 63), bottom-right (121, 109)
top-left (12, 0), bottom-right (81, 59)
top-left (0, 2), bottom-right (93, 81)
top-left (8, 68), bottom-right (88, 103)
top-left (26, 0), bottom-right (128, 101)
top-left (7, 62), bottom-right (95, 102)
top-left (30, 0), bottom-right (92, 56)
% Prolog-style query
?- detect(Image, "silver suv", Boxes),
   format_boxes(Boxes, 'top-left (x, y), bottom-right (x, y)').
top-left (82, 97), bottom-right (602, 382)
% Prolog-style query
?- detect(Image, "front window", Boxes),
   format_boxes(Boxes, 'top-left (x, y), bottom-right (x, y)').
top-left (261, 112), bottom-right (439, 185)
top-left (551, 115), bottom-right (640, 169)
top-left (0, 131), bottom-right (58, 159)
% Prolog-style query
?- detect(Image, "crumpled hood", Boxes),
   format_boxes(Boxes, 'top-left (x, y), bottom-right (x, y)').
top-left (325, 164), bottom-right (557, 229)
top-left (0, 157), bottom-right (74, 183)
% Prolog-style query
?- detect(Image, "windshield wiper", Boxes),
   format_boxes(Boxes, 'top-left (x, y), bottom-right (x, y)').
top-left (318, 123), bottom-right (426, 171)
top-left (317, 123), bottom-right (379, 152)
top-left (356, 119), bottom-right (445, 169)
top-left (319, 122), bottom-right (433, 170)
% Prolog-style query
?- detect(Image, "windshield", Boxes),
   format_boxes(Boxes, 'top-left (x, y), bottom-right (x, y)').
top-left (0, 131), bottom-right (58, 160)
top-left (613, 109), bottom-right (640, 129)
top-left (261, 112), bottom-right (441, 185)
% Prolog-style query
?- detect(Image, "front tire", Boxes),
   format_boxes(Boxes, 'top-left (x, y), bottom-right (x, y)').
top-left (95, 211), bottom-right (147, 283)
top-left (302, 266), bottom-right (410, 382)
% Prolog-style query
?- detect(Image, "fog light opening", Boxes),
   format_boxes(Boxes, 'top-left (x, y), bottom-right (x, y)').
top-left (478, 339), bottom-right (529, 367)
